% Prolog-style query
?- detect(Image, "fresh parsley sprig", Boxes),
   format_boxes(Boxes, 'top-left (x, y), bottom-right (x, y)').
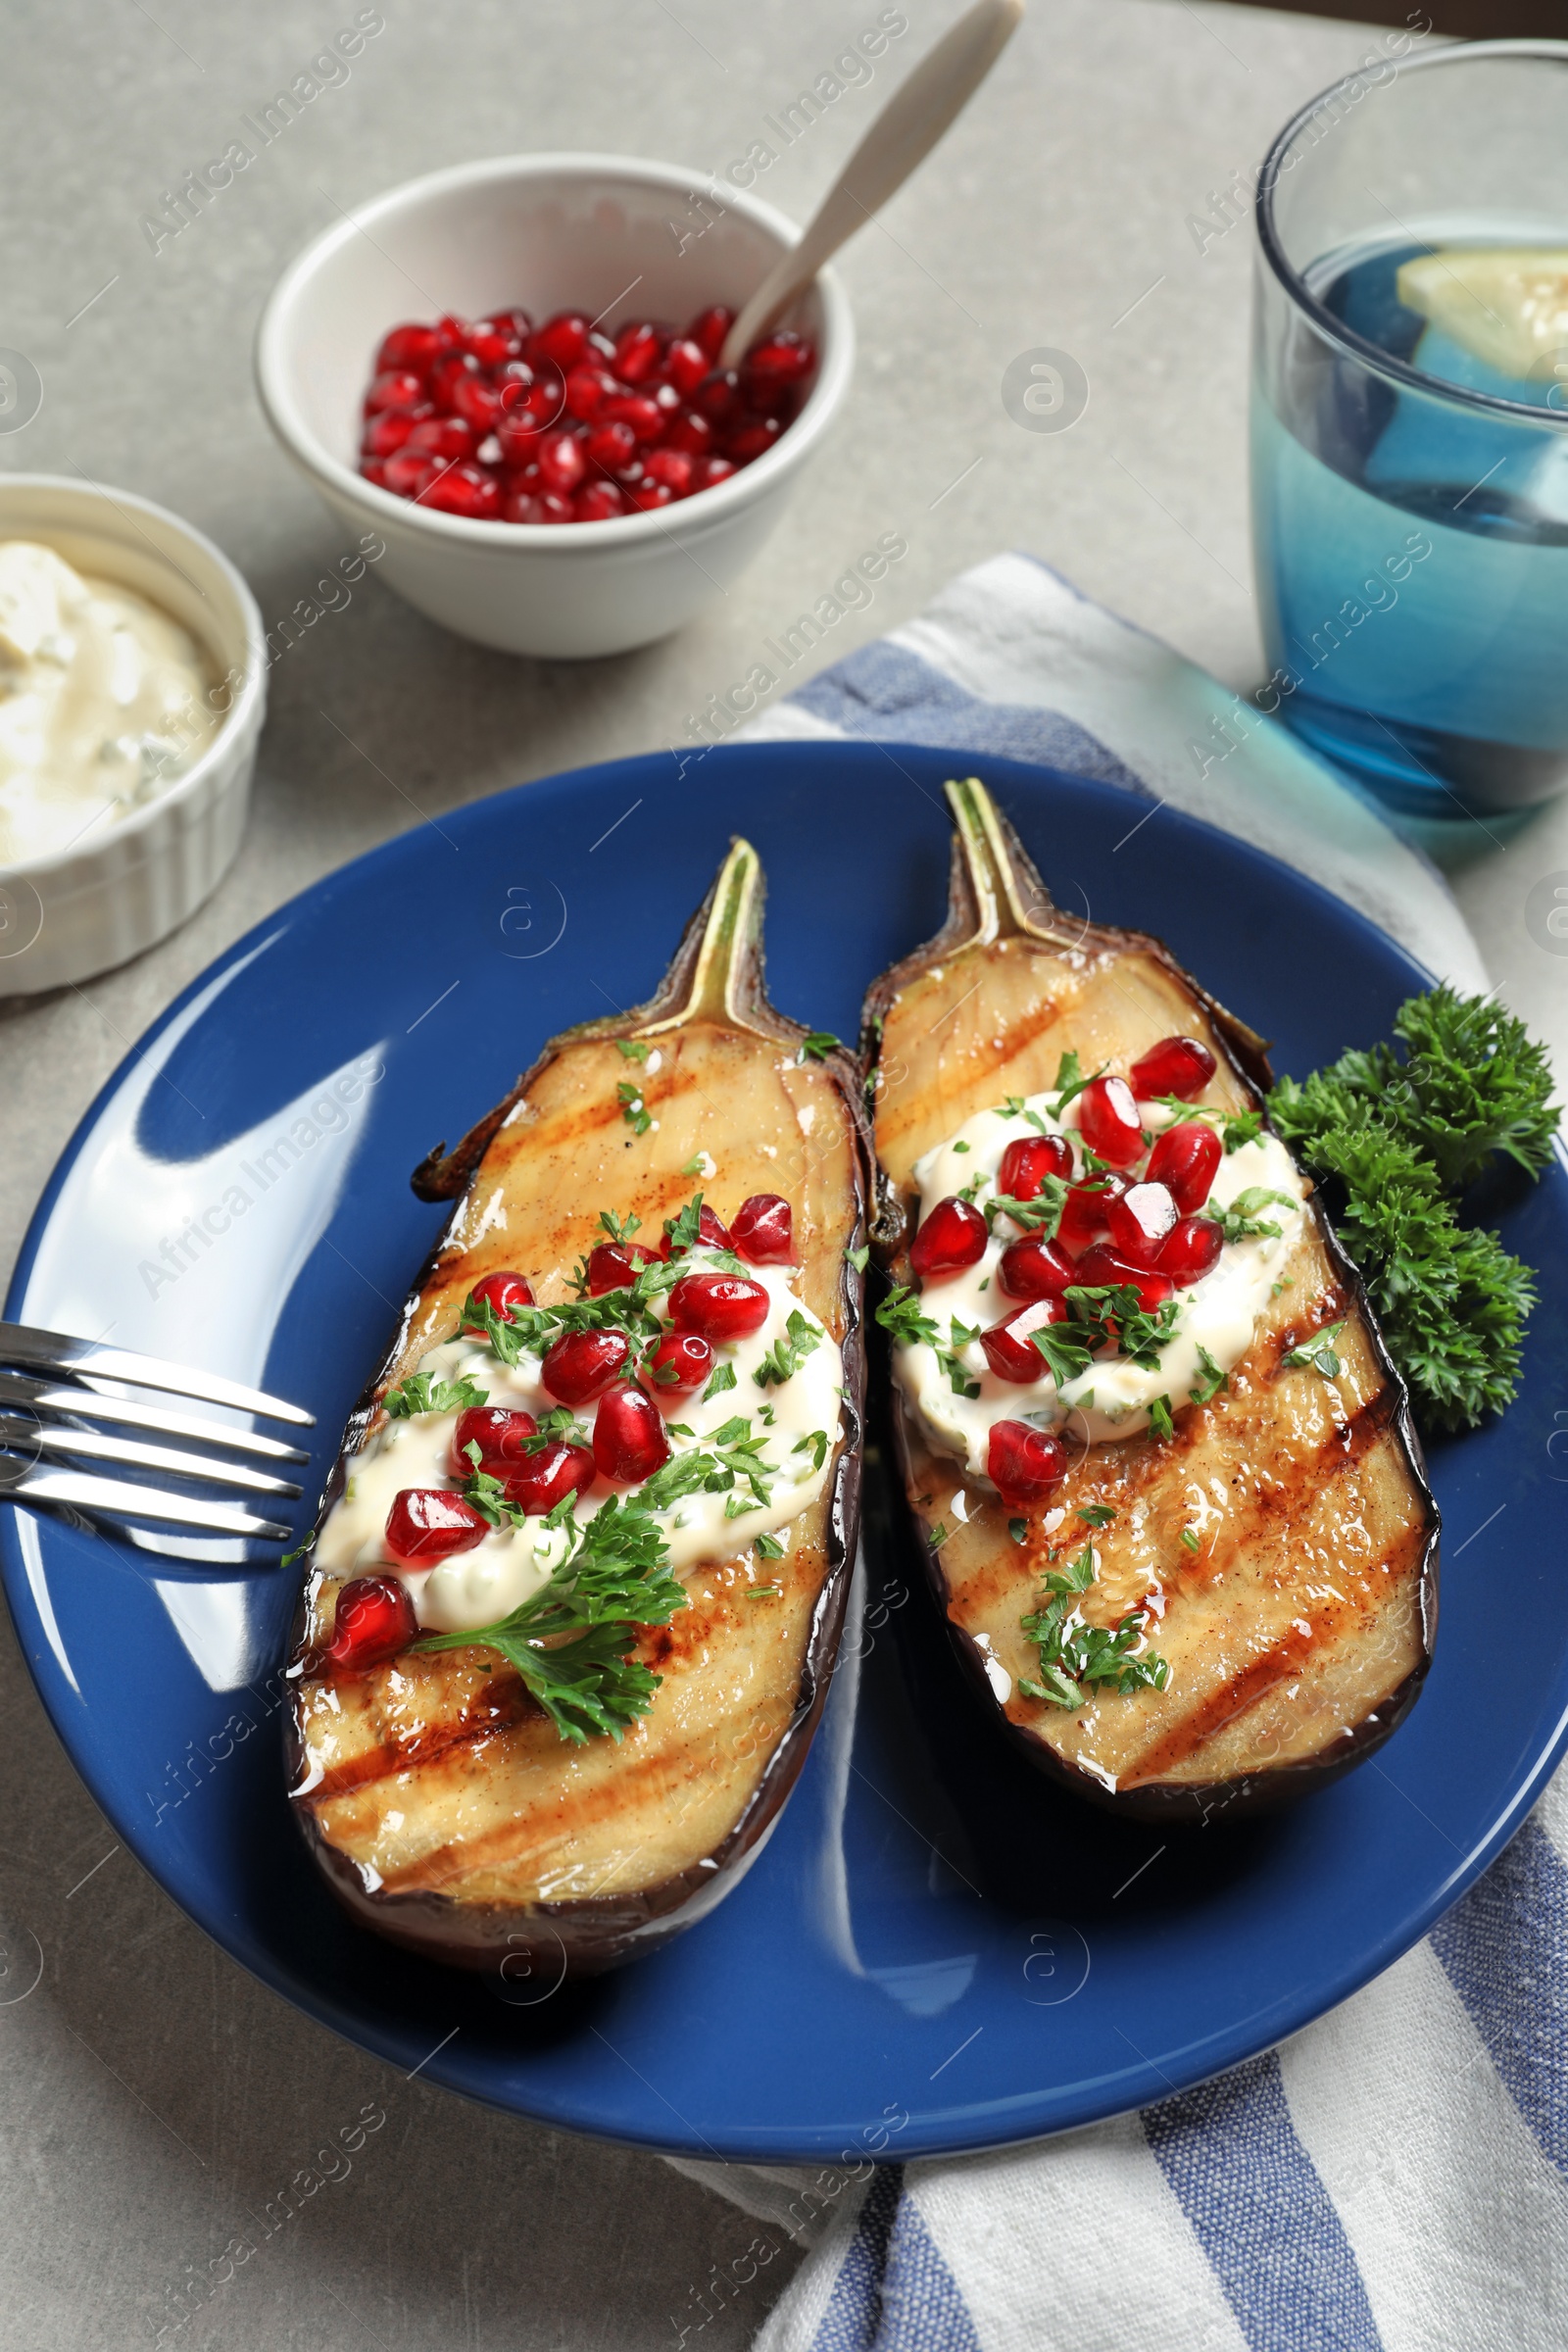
top-left (984, 1178), bottom-right (1068, 1242)
top-left (876, 1285), bottom-right (941, 1349)
top-left (415, 1494), bottom-right (687, 1743)
top-left (1152, 1098), bottom-right (1263, 1153)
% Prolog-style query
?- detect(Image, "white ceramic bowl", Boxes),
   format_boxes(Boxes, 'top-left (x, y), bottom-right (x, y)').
top-left (254, 154), bottom-right (855, 661)
top-left (0, 476), bottom-right (266, 1000)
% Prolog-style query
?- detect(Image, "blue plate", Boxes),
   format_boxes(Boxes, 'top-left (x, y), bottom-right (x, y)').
top-left (6, 742), bottom-right (1567, 2164)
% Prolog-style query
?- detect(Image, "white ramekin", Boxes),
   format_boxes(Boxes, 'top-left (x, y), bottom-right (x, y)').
top-left (0, 475), bottom-right (266, 1000)
top-left (254, 154), bottom-right (855, 661)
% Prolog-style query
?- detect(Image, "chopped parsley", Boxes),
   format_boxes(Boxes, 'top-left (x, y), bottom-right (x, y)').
top-left (876, 1285), bottom-right (941, 1349)
top-left (383, 1371), bottom-right (487, 1419)
top-left (614, 1039), bottom-right (651, 1064)
top-left (1189, 1345), bottom-right (1227, 1405)
top-left (755, 1532), bottom-right (785, 1561)
top-left (1018, 1543), bottom-right (1170, 1711)
top-left (1008, 1516), bottom-right (1029, 1544)
top-left (1152, 1097), bottom-right (1263, 1153)
top-left (1214, 1187), bottom-right (1298, 1245)
top-left (798, 1031), bottom-right (840, 1062)
top-left (755, 1309), bottom-right (823, 1389)
top-left (748, 1585), bottom-right (782, 1599)
top-left (702, 1359), bottom-right (738, 1402)
top-left (1180, 1527), bottom-right (1200, 1553)
top-left (1076, 1503), bottom-right (1117, 1528)
top-left (1283, 1320), bottom-right (1347, 1379)
top-left (847, 1244), bottom-right (870, 1272)
top-left (1048, 1049), bottom-right (1101, 1119)
top-left (794, 1429), bottom-right (829, 1472)
top-left (616, 1080), bottom-right (652, 1134)
top-left (1147, 1393), bottom-right (1175, 1442)
top-left (599, 1207), bottom-right (643, 1243)
top-left (985, 1179), bottom-right (1068, 1241)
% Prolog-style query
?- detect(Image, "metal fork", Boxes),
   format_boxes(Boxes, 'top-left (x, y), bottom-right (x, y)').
top-left (0, 1321), bottom-right (315, 1543)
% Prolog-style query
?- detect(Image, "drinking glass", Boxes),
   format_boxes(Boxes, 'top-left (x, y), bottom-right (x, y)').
top-left (1251, 39), bottom-right (1568, 822)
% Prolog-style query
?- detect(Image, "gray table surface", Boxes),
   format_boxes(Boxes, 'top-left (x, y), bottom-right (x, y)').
top-left (3, 4), bottom-right (1564, 2347)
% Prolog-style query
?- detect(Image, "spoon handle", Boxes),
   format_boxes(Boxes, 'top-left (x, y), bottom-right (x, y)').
top-left (718, 0), bottom-right (1024, 372)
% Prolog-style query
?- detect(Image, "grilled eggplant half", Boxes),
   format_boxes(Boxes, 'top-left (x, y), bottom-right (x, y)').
top-left (287, 840), bottom-right (869, 1973)
top-left (864, 778), bottom-right (1438, 1822)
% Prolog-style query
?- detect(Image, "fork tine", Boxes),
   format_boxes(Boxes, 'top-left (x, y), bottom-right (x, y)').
top-left (5, 1462), bottom-right (294, 1540)
top-left (0, 1369), bottom-right (312, 1464)
top-left (0, 1322), bottom-right (315, 1427)
top-left (0, 1416), bottom-right (303, 1497)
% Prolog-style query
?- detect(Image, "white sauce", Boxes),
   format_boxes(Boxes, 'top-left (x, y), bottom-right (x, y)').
top-left (317, 1248), bottom-right (843, 1633)
top-left (0, 541), bottom-right (220, 865)
top-left (895, 1093), bottom-right (1306, 1478)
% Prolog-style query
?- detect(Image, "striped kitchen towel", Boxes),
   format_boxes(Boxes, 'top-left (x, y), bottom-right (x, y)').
top-left (662, 555), bottom-right (1567, 2350)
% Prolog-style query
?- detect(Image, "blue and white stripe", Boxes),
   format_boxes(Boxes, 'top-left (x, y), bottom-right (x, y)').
top-left (732, 556), bottom-right (1561, 2347)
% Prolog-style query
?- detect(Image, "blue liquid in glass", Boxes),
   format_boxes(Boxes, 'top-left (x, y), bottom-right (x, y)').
top-left (1252, 241), bottom-right (1568, 817)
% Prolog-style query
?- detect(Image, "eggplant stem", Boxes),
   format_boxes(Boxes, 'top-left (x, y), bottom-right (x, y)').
top-left (634, 837), bottom-right (771, 1037)
top-left (944, 777), bottom-right (1078, 949)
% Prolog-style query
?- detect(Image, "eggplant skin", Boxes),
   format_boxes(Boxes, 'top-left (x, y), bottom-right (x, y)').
top-left (284, 843), bottom-right (871, 1975)
top-left (863, 780), bottom-right (1439, 1825)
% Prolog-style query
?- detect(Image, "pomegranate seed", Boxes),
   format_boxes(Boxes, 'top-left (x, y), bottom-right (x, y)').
top-left (436, 314), bottom-right (471, 349)
top-left (420, 462), bottom-right (501, 520)
top-left (575, 480), bottom-right (627, 522)
top-left (405, 415), bottom-right (475, 461)
top-left (663, 337), bottom-right (710, 397)
top-left (668, 1272), bottom-right (770, 1341)
top-left (451, 1405), bottom-right (537, 1479)
top-left (1074, 1245), bottom-right (1175, 1314)
top-left (998, 1133), bottom-right (1073, 1200)
top-left (504, 1439), bottom-right (595, 1515)
top-left (687, 305), bottom-right (734, 361)
top-left (325, 1575), bottom-right (417, 1673)
top-left (564, 365), bottom-right (620, 422)
top-left (644, 448), bottom-right (693, 495)
top-left (466, 315), bottom-right (523, 367)
top-left (998, 1235), bottom-right (1076, 1301)
top-left (981, 1298), bottom-right (1065, 1383)
top-left (1146, 1122), bottom-right (1223, 1216)
top-left (505, 487), bottom-right (573, 525)
top-left (586, 328), bottom-right (617, 363)
top-left (644, 1330), bottom-right (713, 1397)
top-left (1158, 1216), bottom-right (1225, 1287)
top-left (594, 1381), bottom-right (670, 1483)
top-left (696, 456), bottom-right (737, 491)
top-left (663, 409), bottom-right (714, 456)
top-left (730, 1195), bottom-right (793, 1264)
top-left (463, 1270), bottom-right (535, 1332)
top-left (363, 409), bottom-right (424, 458)
top-left (988, 1421), bottom-right (1068, 1509)
top-left (537, 430), bottom-right (586, 496)
top-left (1077, 1075), bottom-right (1145, 1168)
top-left (383, 451), bottom-right (436, 499)
top-left (585, 418), bottom-right (637, 472)
top-left (725, 416), bottom-right (782, 465)
top-left (909, 1196), bottom-right (988, 1281)
top-left (429, 352), bottom-right (479, 409)
top-left (499, 362), bottom-right (566, 431)
top-left (603, 391), bottom-right (664, 443)
top-left (532, 311), bottom-right (592, 369)
top-left (383, 1488), bottom-right (489, 1565)
top-left (1105, 1181), bottom-right (1178, 1267)
top-left (661, 1203), bottom-right (732, 1259)
top-left (744, 331), bottom-right (816, 388)
top-left (613, 321), bottom-right (663, 383)
top-left (361, 458), bottom-right (389, 488)
top-left (1057, 1174), bottom-right (1126, 1258)
top-left (541, 1327), bottom-right (630, 1405)
top-left (449, 373), bottom-right (503, 432)
top-left (652, 379), bottom-right (682, 418)
top-left (1129, 1035), bottom-right (1216, 1102)
top-left (628, 478), bottom-right (673, 510)
top-left (364, 369), bottom-right (428, 416)
top-left (375, 322), bottom-right (443, 375)
top-left (693, 369), bottom-right (742, 423)
top-left (587, 1239), bottom-right (659, 1294)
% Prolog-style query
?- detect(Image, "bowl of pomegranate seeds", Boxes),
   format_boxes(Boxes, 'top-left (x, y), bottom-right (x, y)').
top-left (256, 155), bottom-right (853, 659)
